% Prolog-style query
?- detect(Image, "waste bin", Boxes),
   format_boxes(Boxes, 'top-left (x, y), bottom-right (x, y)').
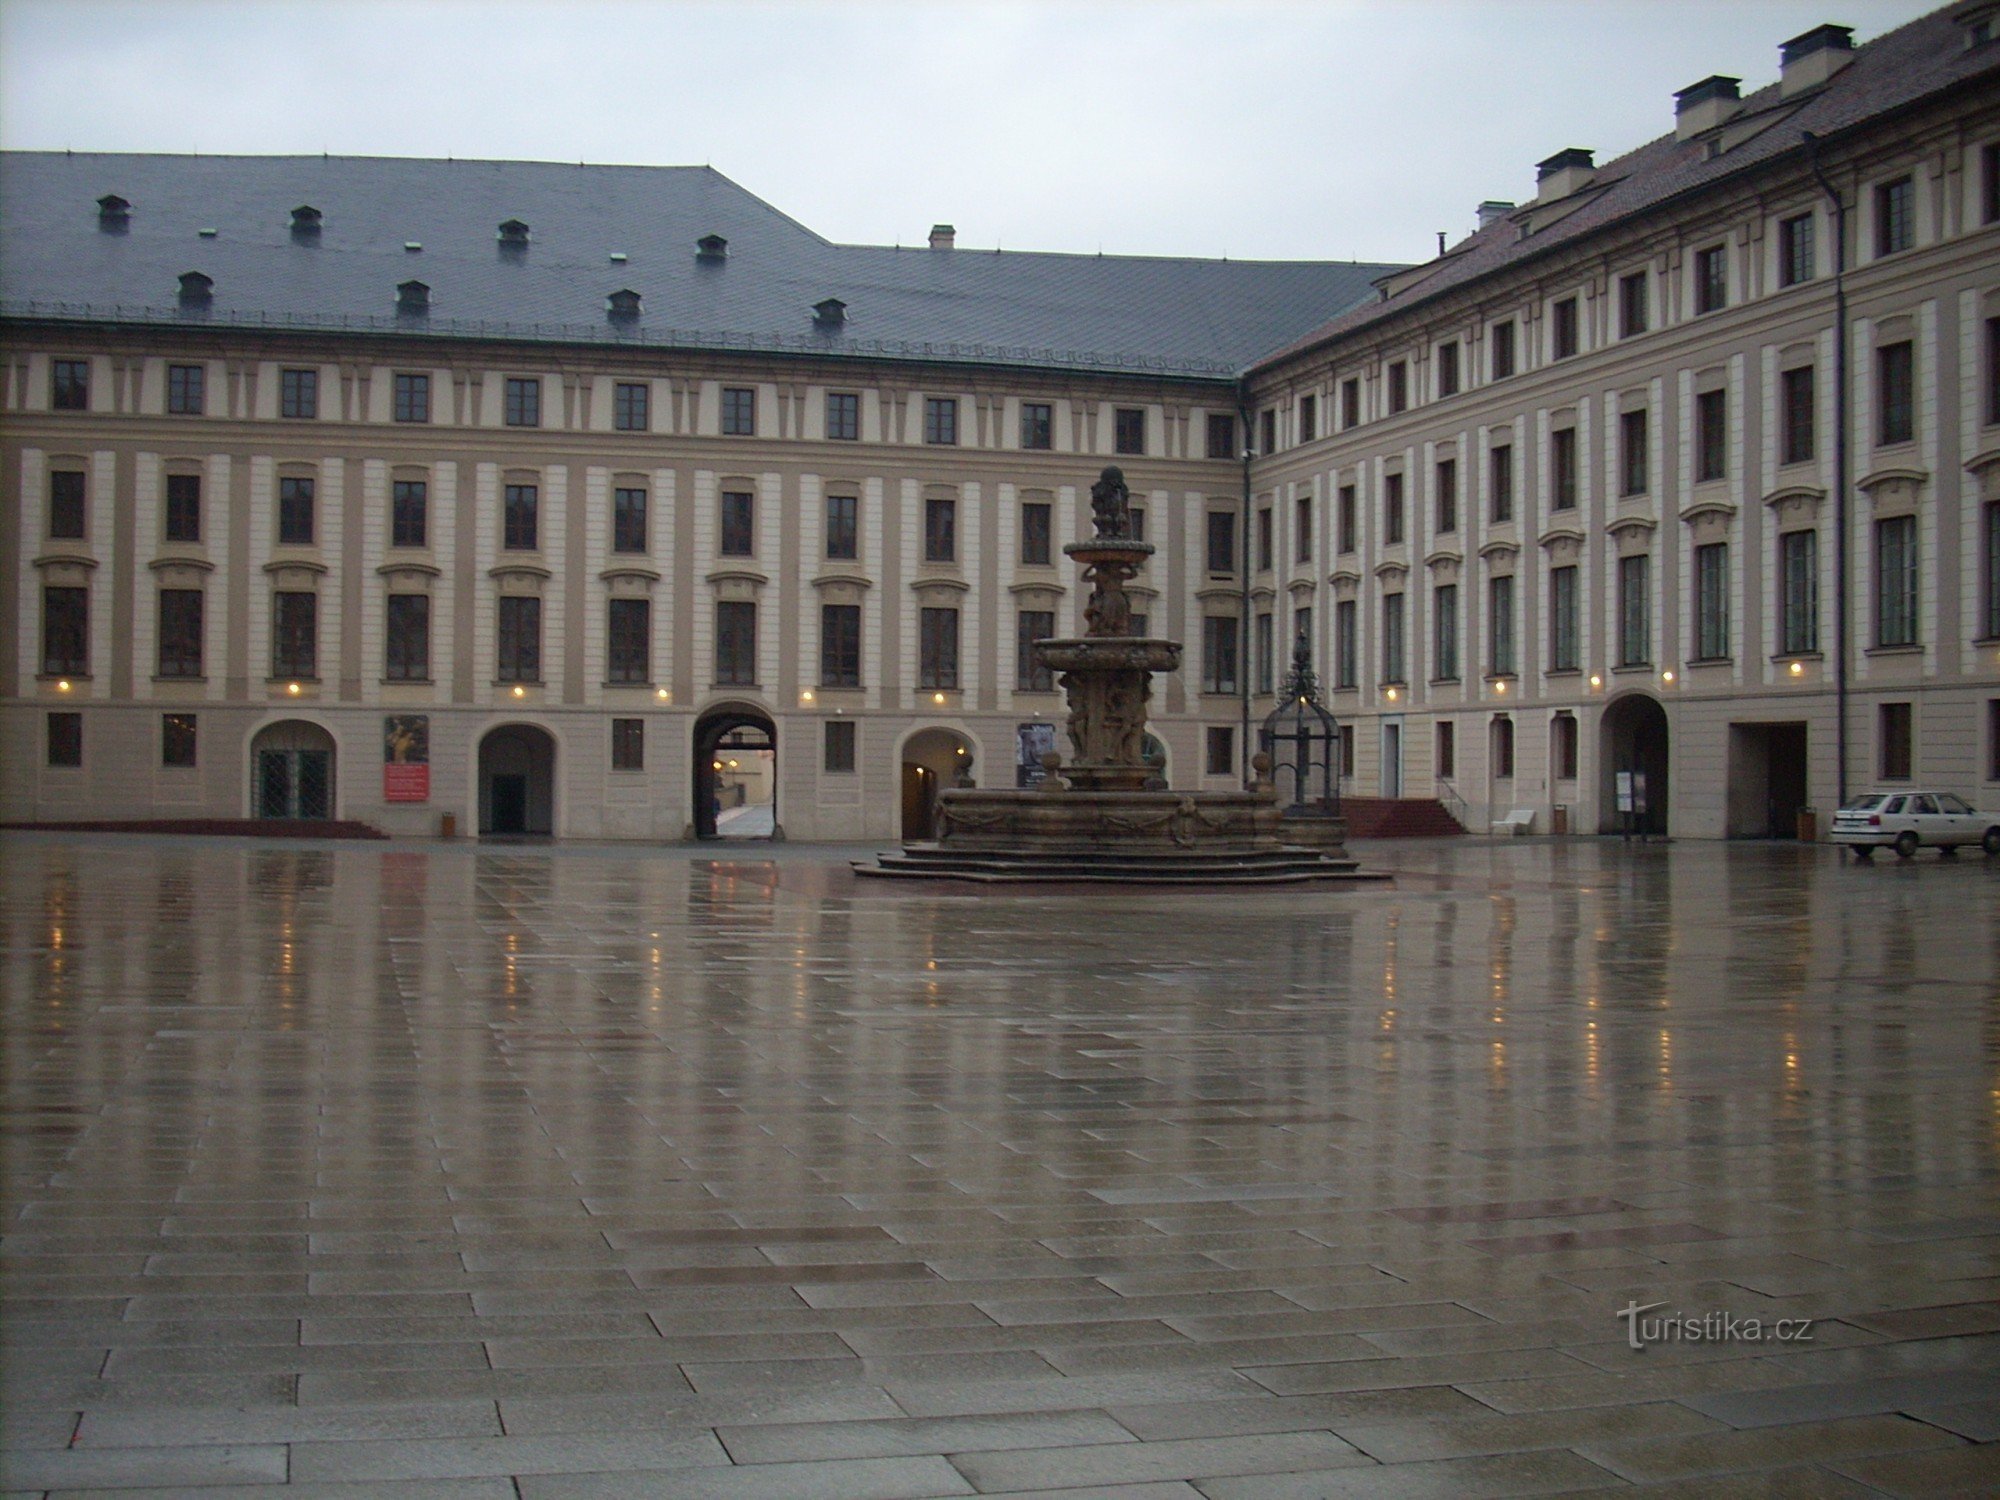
top-left (1796, 807), bottom-right (1817, 843)
top-left (439, 812), bottom-right (457, 839)
top-left (1552, 804), bottom-right (1569, 835)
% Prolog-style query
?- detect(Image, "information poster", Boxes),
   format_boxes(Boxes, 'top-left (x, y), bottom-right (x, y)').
top-left (1016, 722), bottom-right (1056, 788)
top-left (384, 715), bottom-right (430, 802)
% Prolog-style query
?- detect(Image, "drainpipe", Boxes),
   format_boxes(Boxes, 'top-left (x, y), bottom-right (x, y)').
top-left (1238, 387), bottom-right (1255, 788)
top-left (1804, 132), bottom-right (1851, 809)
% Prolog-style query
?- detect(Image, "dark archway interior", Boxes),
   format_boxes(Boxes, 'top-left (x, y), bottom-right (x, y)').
top-left (478, 725), bottom-right (555, 835)
top-left (1600, 695), bottom-right (1669, 835)
top-left (693, 710), bottom-right (775, 840)
top-left (251, 719), bottom-right (336, 820)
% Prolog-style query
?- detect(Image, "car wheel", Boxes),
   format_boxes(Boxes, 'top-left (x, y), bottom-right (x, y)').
top-left (1893, 830), bottom-right (1920, 859)
top-left (1984, 826), bottom-right (2000, 856)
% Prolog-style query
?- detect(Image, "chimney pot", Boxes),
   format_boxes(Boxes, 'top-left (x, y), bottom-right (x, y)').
top-left (1476, 199), bottom-right (1515, 229)
top-left (1780, 22), bottom-right (1854, 95)
top-left (1534, 149), bottom-right (1596, 203)
top-left (928, 223), bottom-right (956, 250)
top-left (1674, 75), bottom-right (1742, 139)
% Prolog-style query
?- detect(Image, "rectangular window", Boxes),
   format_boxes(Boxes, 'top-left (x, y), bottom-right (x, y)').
top-left (1261, 408), bottom-right (1277, 454)
top-left (1114, 407), bottom-right (1145, 455)
top-left (1202, 616), bottom-right (1239, 693)
top-left (1334, 599), bottom-right (1358, 689)
top-left (1128, 507), bottom-right (1146, 543)
top-left (826, 391), bottom-right (860, 441)
top-left (48, 470), bottom-right (86, 540)
top-left (167, 363), bottom-right (205, 415)
top-left (924, 496), bottom-right (956, 563)
top-left (715, 600), bottom-right (756, 684)
top-left (1696, 389), bottom-right (1728, 482)
top-left (497, 596), bottom-right (541, 683)
top-left (1022, 402), bottom-right (1054, 451)
top-left (1206, 726), bottom-right (1235, 777)
top-left (1381, 593), bottom-right (1406, 684)
top-left (165, 473), bottom-right (201, 543)
top-left (1021, 502), bottom-right (1052, 565)
top-left (1619, 272), bottom-right (1648, 337)
top-left (1490, 444), bottom-right (1513, 524)
top-left (46, 711), bottom-right (81, 768)
top-left (1206, 510), bottom-right (1236, 575)
top-left (1552, 297), bottom-right (1579, 359)
top-left (504, 377), bottom-right (540, 427)
top-left (607, 597), bottom-right (651, 683)
top-left (1618, 554), bottom-right (1651, 666)
top-left (1781, 366), bottom-right (1816, 465)
top-left (1989, 317), bottom-right (2000, 427)
top-left (919, 607), bottom-right (959, 689)
top-left (1550, 565), bottom-right (1579, 671)
top-left (1620, 409), bottom-right (1649, 496)
top-left (157, 588), bottom-right (203, 678)
top-left (1437, 342), bottom-right (1459, 398)
top-left (821, 603), bottom-right (861, 687)
top-left (1553, 714), bottom-right (1579, 780)
top-left (1875, 514), bottom-right (1919, 647)
top-left (1341, 377), bottom-right (1361, 427)
top-left (1017, 609), bottom-right (1054, 691)
top-left (1694, 246), bottom-right (1727, 313)
top-left (280, 368), bottom-right (318, 420)
top-left (1552, 427), bottom-right (1578, 510)
top-left (1338, 723), bottom-right (1355, 778)
top-left (613, 381), bottom-right (650, 432)
top-left (721, 386), bottom-right (756, 436)
top-left (1779, 213), bottom-right (1815, 287)
top-left (1493, 717), bottom-right (1516, 779)
top-left (1256, 508), bottom-right (1273, 572)
top-left (1694, 542), bottom-right (1729, 660)
top-left (51, 358), bottom-right (88, 411)
top-left (42, 586), bottom-right (87, 675)
top-left (1986, 142), bottom-right (2000, 226)
top-left (1298, 394), bottom-right (1317, 443)
top-left (612, 487), bottom-right (646, 553)
top-left (1293, 606), bottom-right (1312, 671)
top-left (385, 594), bottom-right (429, 681)
top-left (720, 490), bottom-right (754, 556)
top-left (1254, 611), bottom-right (1274, 694)
top-left (1436, 720), bottom-right (1456, 780)
top-left (1205, 412), bottom-right (1235, 459)
top-left (272, 590), bottom-right (317, 679)
top-left (1880, 702), bottom-right (1913, 780)
top-left (1875, 175), bottom-right (1914, 256)
top-left (162, 714), bottom-right (197, 769)
top-left (1878, 342), bottom-right (1914, 446)
top-left (1489, 574), bottom-right (1516, 675)
top-left (1436, 458), bottom-right (1457, 534)
top-left (825, 494), bottom-right (858, 560)
top-left (1388, 361), bottom-right (1408, 414)
top-left (1384, 472), bottom-right (1405, 545)
top-left (394, 372), bottom-right (430, 423)
top-left (924, 396), bottom-right (958, 446)
top-left (1296, 496), bottom-right (1312, 563)
top-left (611, 719), bottom-right (644, 771)
top-left (279, 476), bottom-right (315, 546)
top-left (1985, 501), bottom-right (2000, 640)
top-left (1491, 320), bottom-right (1516, 380)
top-left (392, 480), bottom-right (427, 548)
top-left (1780, 529), bottom-right (1819, 654)
top-left (1432, 583), bottom-right (1458, 681)
top-left (1337, 484), bottom-right (1357, 553)
top-left (824, 719), bottom-right (856, 773)
top-left (503, 483), bottom-right (538, 550)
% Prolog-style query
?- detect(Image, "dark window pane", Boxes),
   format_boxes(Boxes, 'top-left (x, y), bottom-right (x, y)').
top-left (1381, 593), bottom-right (1405, 684)
top-left (1206, 412), bottom-right (1235, 459)
top-left (1880, 701), bottom-right (1913, 779)
top-left (46, 711), bottom-right (82, 767)
top-left (720, 491), bottom-right (754, 556)
top-left (1202, 616), bottom-right (1238, 693)
top-left (1781, 529), bottom-right (1819, 654)
top-left (498, 596), bottom-right (542, 681)
top-left (1491, 321), bottom-right (1515, 380)
top-left (1114, 407), bottom-right (1144, 455)
top-left (925, 497), bottom-right (956, 563)
top-left (1875, 514), bottom-right (1918, 646)
top-left (1206, 726), bottom-right (1234, 776)
top-left (715, 600), bottom-right (756, 683)
top-left (1436, 343), bottom-right (1459, 398)
top-left (1432, 583), bottom-right (1458, 680)
top-left (1780, 213), bottom-right (1815, 287)
top-left (1490, 445), bottom-right (1513, 524)
top-left (1696, 389), bottom-right (1727, 482)
top-left (820, 603), bottom-right (860, 687)
top-left (1619, 554), bottom-right (1650, 666)
top-left (42, 586), bottom-right (88, 675)
top-left (924, 397), bottom-right (958, 446)
top-left (1384, 473), bottom-right (1405, 544)
top-left (1552, 428), bottom-right (1578, 510)
top-left (161, 713), bottom-right (197, 768)
top-left (504, 377), bottom-right (541, 427)
top-left (607, 597), bottom-right (651, 683)
top-left (280, 368), bottom-right (318, 419)
top-left (824, 719), bottom-right (856, 773)
top-left (392, 480), bottom-right (427, 548)
top-left (1436, 458), bottom-right (1457, 533)
top-left (825, 494), bottom-right (858, 559)
top-left (721, 387), bottom-right (756, 435)
top-left (385, 594), bottom-right (430, 680)
top-left (1694, 542), bottom-right (1729, 659)
top-left (504, 484), bottom-right (538, 550)
top-left (1338, 485), bottom-right (1356, 552)
top-left (279, 476), bottom-right (315, 546)
top-left (165, 473), bottom-right (201, 542)
top-left (1489, 575), bottom-right (1515, 675)
top-left (611, 719), bottom-right (644, 770)
top-left (613, 487), bottom-right (646, 553)
top-left (1021, 402), bottom-right (1052, 450)
top-left (919, 607), bottom-right (959, 689)
top-left (826, 391), bottom-right (859, 441)
top-left (1205, 511), bottom-right (1235, 574)
top-left (157, 588), bottom-right (204, 678)
top-left (167, 363), bottom-right (205, 414)
top-left (1552, 298), bottom-right (1578, 358)
top-left (1875, 175), bottom-right (1913, 256)
top-left (1695, 246), bottom-right (1727, 313)
top-left (49, 470), bottom-right (86, 539)
top-left (1878, 342), bottom-right (1914, 446)
top-left (1388, 361), bottom-right (1408, 413)
top-left (1017, 610), bottom-right (1054, 691)
top-left (272, 590), bottom-right (317, 678)
top-left (1621, 410), bottom-right (1649, 496)
top-left (52, 359), bottom-right (89, 411)
top-left (1550, 565), bottom-right (1578, 670)
top-left (1020, 502), bottom-right (1051, 565)
top-left (1781, 366), bottom-right (1816, 465)
top-left (394, 372), bottom-right (430, 423)
top-left (613, 382), bottom-right (649, 431)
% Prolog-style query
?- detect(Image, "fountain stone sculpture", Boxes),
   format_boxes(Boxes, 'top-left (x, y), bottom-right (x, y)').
top-left (857, 467), bottom-right (1384, 883)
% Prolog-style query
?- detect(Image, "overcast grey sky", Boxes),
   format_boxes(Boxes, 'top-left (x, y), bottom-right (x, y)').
top-left (0, 0), bottom-right (1940, 264)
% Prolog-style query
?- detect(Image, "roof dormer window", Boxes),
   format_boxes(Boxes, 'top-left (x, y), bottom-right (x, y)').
top-left (396, 279), bottom-right (430, 315)
top-left (498, 218), bottom-right (530, 247)
top-left (697, 233), bottom-right (728, 263)
top-left (97, 194), bottom-right (130, 232)
top-left (607, 288), bottom-right (642, 321)
top-left (814, 298), bottom-right (847, 328)
top-left (290, 205), bottom-right (322, 237)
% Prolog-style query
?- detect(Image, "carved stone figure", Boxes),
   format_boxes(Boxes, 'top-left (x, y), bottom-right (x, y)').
top-left (1089, 465), bottom-right (1131, 539)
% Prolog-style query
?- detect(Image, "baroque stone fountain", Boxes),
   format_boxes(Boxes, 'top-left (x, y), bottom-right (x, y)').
top-left (858, 467), bottom-right (1383, 884)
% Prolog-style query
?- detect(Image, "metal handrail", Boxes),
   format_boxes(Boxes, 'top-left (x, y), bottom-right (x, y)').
top-left (1433, 776), bottom-right (1472, 829)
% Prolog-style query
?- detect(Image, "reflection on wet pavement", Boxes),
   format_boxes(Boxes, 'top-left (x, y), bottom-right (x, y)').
top-left (3, 832), bottom-right (1997, 1495)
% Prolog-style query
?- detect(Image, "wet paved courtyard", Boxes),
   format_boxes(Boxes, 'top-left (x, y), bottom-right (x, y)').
top-left (3, 830), bottom-right (1998, 1498)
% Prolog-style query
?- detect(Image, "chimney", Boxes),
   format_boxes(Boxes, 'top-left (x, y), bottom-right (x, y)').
top-left (1535, 148), bottom-right (1596, 203)
top-left (1476, 200), bottom-right (1515, 229)
top-left (928, 223), bottom-right (956, 250)
top-left (696, 233), bottom-right (728, 263)
top-left (1780, 23), bottom-right (1854, 96)
top-left (1675, 75), bottom-right (1742, 139)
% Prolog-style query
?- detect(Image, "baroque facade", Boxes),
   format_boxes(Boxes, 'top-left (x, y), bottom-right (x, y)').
top-left (4, 5), bottom-right (1998, 840)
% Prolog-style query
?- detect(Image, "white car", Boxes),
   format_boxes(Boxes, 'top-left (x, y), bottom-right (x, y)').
top-left (1830, 791), bottom-right (2000, 860)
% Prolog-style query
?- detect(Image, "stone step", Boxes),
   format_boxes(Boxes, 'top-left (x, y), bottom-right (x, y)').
top-left (856, 845), bottom-right (1389, 885)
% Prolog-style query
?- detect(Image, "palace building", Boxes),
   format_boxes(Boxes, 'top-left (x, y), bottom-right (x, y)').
top-left (4, 3), bottom-right (1998, 840)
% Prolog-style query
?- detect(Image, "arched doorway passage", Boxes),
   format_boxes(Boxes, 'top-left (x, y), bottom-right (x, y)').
top-left (1600, 694), bottom-right (1669, 835)
top-left (478, 724), bottom-right (555, 835)
top-left (252, 720), bottom-right (335, 819)
top-left (901, 727), bottom-right (975, 840)
top-left (694, 707), bottom-right (775, 840)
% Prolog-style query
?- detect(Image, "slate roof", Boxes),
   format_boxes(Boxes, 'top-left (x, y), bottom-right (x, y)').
top-left (0, 153), bottom-right (1398, 381)
top-left (1254, 4), bottom-right (2000, 372)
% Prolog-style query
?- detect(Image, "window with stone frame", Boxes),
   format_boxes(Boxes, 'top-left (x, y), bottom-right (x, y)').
top-left (919, 607), bottom-right (959, 689)
top-left (821, 603), bottom-right (860, 687)
top-left (1021, 402), bottom-right (1053, 450)
top-left (504, 376), bottom-right (541, 427)
top-left (1780, 529), bottom-right (1819, 654)
top-left (924, 397), bottom-right (958, 446)
top-left (392, 480), bottom-right (427, 548)
top-left (1020, 502), bottom-right (1051, 566)
top-left (924, 496), bottom-right (956, 563)
top-left (157, 589), bottom-right (203, 678)
top-left (1381, 593), bottom-right (1405, 684)
top-left (166, 473), bottom-right (202, 543)
top-left (48, 470), bottom-right (85, 540)
top-left (279, 476), bottom-right (315, 545)
top-left (497, 595), bottom-right (541, 682)
top-left (51, 358), bottom-right (88, 411)
top-left (385, 594), bottom-right (429, 681)
top-left (826, 391), bottom-right (860, 441)
top-left (1693, 542), bottom-right (1730, 660)
top-left (613, 382), bottom-right (649, 432)
top-left (280, 368), bottom-right (318, 420)
top-left (606, 597), bottom-right (651, 683)
top-left (715, 600), bottom-right (756, 684)
top-left (721, 386), bottom-right (755, 435)
top-left (1550, 565), bottom-right (1579, 671)
top-left (1877, 342), bottom-right (1914, 446)
top-left (503, 483), bottom-right (537, 550)
top-left (1489, 443), bottom-right (1513, 524)
top-left (1334, 599), bottom-right (1357, 689)
top-left (720, 490), bottom-right (754, 556)
top-left (272, 590), bottom-right (318, 679)
top-left (1618, 554), bottom-right (1651, 666)
top-left (1875, 514), bottom-right (1918, 647)
top-left (611, 719), bottom-right (644, 771)
top-left (1202, 616), bottom-right (1238, 694)
top-left (825, 493), bottom-right (858, 560)
top-left (612, 487), bottom-right (646, 554)
top-left (1696, 389), bottom-right (1728, 482)
top-left (1781, 366), bottom-right (1816, 465)
top-left (1017, 610), bottom-right (1054, 691)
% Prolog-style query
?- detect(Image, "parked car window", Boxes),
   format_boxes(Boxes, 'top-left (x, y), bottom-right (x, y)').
top-left (1881, 796), bottom-right (1906, 813)
top-left (1911, 795), bottom-right (1938, 814)
top-left (1939, 794), bottom-right (1973, 814)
